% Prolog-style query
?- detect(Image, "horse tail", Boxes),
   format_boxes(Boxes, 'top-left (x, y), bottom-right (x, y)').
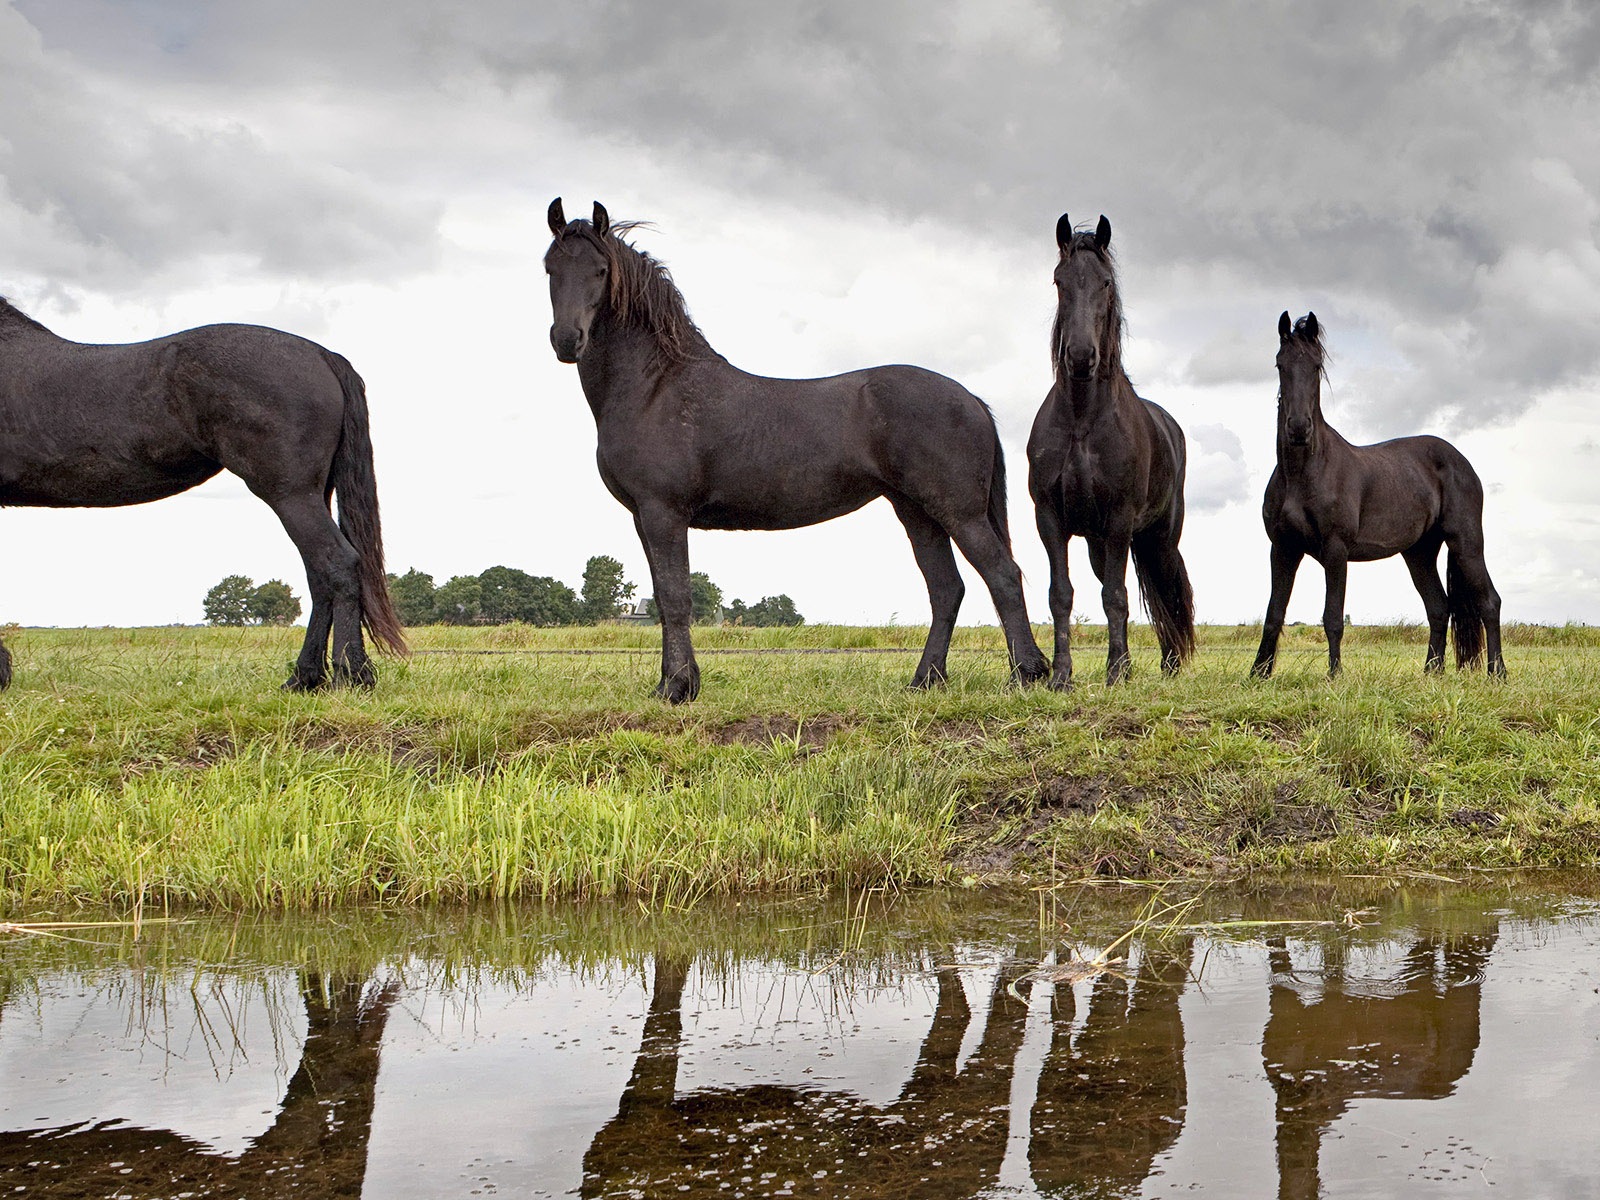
top-left (325, 351), bottom-right (408, 656)
top-left (1446, 548), bottom-right (1484, 669)
top-left (1132, 527), bottom-right (1196, 668)
top-left (986, 426), bottom-right (1014, 552)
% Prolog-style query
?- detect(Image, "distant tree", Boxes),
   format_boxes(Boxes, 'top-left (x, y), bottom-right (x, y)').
top-left (578, 555), bottom-right (637, 624)
top-left (478, 565), bottom-right (579, 625)
top-left (248, 579), bottom-right (302, 626)
top-left (690, 572), bottom-right (723, 624)
top-left (725, 598), bottom-right (749, 625)
top-left (388, 569), bottom-right (437, 626)
top-left (746, 594), bottom-right (804, 627)
top-left (203, 575), bottom-right (255, 626)
top-left (434, 575), bottom-right (483, 625)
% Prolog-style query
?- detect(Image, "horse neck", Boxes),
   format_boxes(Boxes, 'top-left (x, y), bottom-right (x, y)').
top-left (574, 310), bottom-right (681, 421)
top-left (1276, 405), bottom-right (1349, 474)
top-left (1049, 369), bottom-right (1133, 433)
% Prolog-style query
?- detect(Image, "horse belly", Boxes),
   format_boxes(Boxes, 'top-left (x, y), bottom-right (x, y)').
top-left (0, 449), bottom-right (220, 507)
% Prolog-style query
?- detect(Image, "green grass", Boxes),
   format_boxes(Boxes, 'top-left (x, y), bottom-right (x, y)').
top-left (1, 620), bottom-right (1597, 909)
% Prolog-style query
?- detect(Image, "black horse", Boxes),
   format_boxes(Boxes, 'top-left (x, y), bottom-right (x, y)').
top-left (1252, 312), bottom-right (1504, 678)
top-left (1028, 214), bottom-right (1195, 689)
top-left (543, 199), bottom-right (1048, 702)
top-left (0, 298), bottom-right (406, 690)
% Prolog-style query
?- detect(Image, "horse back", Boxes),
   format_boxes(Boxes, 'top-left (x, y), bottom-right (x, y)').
top-left (596, 358), bottom-right (999, 530)
top-left (0, 323), bottom-right (346, 506)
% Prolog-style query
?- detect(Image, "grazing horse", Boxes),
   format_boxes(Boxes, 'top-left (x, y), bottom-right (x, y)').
top-left (0, 298), bottom-right (406, 690)
top-left (543, 198), bottom-right (1049, 702)
top-left (1251, 312), bottom-right (1504, 679)
top-left (1027, 214), bottom-right (1195, 689)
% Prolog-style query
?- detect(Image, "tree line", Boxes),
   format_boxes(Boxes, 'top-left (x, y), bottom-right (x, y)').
top-left (203, 557), bottom-right (803, 628)
top-left (383, 556), bottom-right (803, 627)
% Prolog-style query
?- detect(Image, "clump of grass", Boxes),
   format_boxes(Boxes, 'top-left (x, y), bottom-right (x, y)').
top-left (1, 623), bottom-right (1598, 908)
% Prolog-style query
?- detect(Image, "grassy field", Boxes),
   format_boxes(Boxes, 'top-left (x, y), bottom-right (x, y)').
top-left (1, 620), bottom-right (1597, 909)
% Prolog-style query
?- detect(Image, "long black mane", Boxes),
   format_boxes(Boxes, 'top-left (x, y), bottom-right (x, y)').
top-left (556, 222), bottom-right (714, 365)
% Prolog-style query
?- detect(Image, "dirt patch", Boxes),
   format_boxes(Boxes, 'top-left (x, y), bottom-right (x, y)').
top-left (1448, 808), bottom-right (1502, 831)
top-left (955, 773), bottom-right (1140, 876)
top-left (709, 714), bottom-right (847, 749)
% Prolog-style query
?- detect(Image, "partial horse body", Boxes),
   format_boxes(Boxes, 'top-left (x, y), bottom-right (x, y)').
top-left (0, 299), bottom-right (406, 690)
top-left (543, 198), bottom-right (1048, 702)
top-left (1027, 214), bottom-right (1196, 689)
top-left (1251, 312), bottom-right (1504, 678)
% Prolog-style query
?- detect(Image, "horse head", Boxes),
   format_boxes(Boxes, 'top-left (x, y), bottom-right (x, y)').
top-left (544, 197), bottom-right (613, 363)
top-left (1275, 310), bottom-right (1324, 448)
top-left (1052, 213), bottom-right (1119, 384)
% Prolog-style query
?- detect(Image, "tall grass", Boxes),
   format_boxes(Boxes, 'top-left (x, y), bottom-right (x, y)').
top-left (1, 622), bottom-right (1598, 909)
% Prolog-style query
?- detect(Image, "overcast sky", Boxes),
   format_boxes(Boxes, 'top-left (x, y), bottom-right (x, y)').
top-left (3, 0), bottom-right (1599, 632)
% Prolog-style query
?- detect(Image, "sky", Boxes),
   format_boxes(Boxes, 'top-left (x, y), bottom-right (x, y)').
top-left (3, 0), bottom-right (1599, 630)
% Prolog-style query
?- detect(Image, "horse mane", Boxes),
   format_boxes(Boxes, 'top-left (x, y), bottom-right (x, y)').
top-left (1051, 230), bottom-right (1132, 400)
top-left (561, 220), bottom-right (713, 365)
top-left (0, 296), bottom-right (54, 336)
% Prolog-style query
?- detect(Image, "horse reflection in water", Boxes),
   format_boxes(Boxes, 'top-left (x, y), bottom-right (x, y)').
top-left (1029, 941), bottom-right (1193, 1193)
top-left (0, 971), bottom-right (396, 1196)
top-left (1263, 929), bottom-right (1497, 1200)
top-left (582, 943), bottom-right (1194, 1198)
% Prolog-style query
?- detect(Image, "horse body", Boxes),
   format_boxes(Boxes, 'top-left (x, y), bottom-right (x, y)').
top-left (546, 198), bottom-right (1047, 702)
top-left (1027, 214), bottom-right (1195, 689)
top-left (0, 300), bottom-right (405, 690)
top-left (1251, 311), bottom-right (1504, 677)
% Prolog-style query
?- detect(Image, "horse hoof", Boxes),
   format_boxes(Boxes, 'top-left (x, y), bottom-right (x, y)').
top-left (1014, 660), bottom-right (1050, 686)
top-left (333, 663), bottom-right (378, 689)
top-left (1249, 662), bottom-right (1274, 681)
top-left (1047, 674), bottom-right (1073, 693)
top-left (655, 672), bottom-right (700, 704)
top-left (907, 671), bottom-right (948, 691)
top-left (282, 674), bottom-right (327, 693)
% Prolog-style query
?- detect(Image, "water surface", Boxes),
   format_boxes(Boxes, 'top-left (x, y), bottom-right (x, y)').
top-left (2, 879), bottom-right (1597, 1197)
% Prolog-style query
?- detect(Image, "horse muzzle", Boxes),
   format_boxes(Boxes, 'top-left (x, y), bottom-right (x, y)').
top-left (550, 326), bottom-right (587, 364)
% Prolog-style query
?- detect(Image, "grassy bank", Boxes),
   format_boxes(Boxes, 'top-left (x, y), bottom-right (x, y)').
top-left (1, 621), bottom-right (1598, 908)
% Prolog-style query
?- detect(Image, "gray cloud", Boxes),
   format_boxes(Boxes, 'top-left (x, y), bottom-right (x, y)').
top-left (0, 2), bottom-right (442, 293)
top-left (7, 0), bottom-right (1600, 434)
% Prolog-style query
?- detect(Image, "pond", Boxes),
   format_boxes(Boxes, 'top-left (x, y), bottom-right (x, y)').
top-left (2, 878), bottom-right (1597, 1198)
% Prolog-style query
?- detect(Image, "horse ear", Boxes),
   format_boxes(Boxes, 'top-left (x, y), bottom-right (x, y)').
top-left (1279, 311), bottom-right (1292, 340)
top-left (1095, 215), bottom-right (1111, 250)
top-left (1304, 311), bottom-right (1319, 338)
top-left (547, 198), bottom-right (566, 237)
top-left (1056, 213), bottom-right (1072, 251)
top-left (592, 201), bottom-right (610, 237)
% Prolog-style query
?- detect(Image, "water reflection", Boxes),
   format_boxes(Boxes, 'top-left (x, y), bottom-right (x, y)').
top-left (1264, 930), bottom-right (1496, 1200)
top-left (1, 971), bottom-right (395, 1196)
top-left (0, 883), bottom-right (1595, 1198)
top-left (582, 951), bottom-right (1031, 1197)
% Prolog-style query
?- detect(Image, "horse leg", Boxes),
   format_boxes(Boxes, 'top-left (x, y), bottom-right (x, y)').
top-left (1089, 533), bottom-right (1134, 686)
top-left (1034, 503), bottom-right (1075, 690)
top-left (0, 636), bottom-right (11, 690)
top-left (1401, 537), bottom-right (1448, 673)
top-left (267, 492), bottom-right (370, 689)
top-left (945, 516), bottom-right (1050, 685)
top-left (890, 498), bottom-right (963, 688)
top-left (1321, 546), bottom-right (1349, 678)
top-left (1251, 543), bottom-right (1303, 679)
top-left (634, 509), bottom-right (699, 703)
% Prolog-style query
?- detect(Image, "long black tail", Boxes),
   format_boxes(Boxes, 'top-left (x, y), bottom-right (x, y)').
top-left (986, 429), bottom-right (1014, 552)
top-left (1132, 529), bottom-right (1196, 669)
top-left (325, 351), bottom-right (408, 656)
top-left (1446, 549), bottom-right (1484, 669)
